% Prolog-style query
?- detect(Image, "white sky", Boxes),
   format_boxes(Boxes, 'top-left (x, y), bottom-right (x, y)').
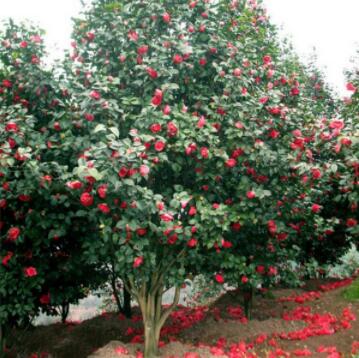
top-left (0, 0), bottom-right (358, 95)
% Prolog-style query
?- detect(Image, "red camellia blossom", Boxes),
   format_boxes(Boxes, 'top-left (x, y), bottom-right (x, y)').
top-left (2, 252), bottom-right (13, 266)
top-left (97, 184), bottom-right (108, 199)
top-left (89, 90), bottom-right (101, 100)
top-left (24, 267), bottom-right (37, 277)
top-left (151, 89), bottom-right (163, 106)
top-left (150, 123), bottom-right (162, 133)
top-left (40, 293), bottom-right (51, 305)
top-left (154, 141), bottom-right (165, 151)
top-left (5, 122), bottom-right (19, 132)
top-left (162, 104), bottom-right (171, 115)
top-left (290, 87), bottom-right (300, 96)
top-left (346, 218), bottom-right (357, 227)
top-left (118, 167), bottom-right (129, 178)
top-left (346, 82), bottom-right (357, 92)
top-left (267, 220), bottom-right (277, 235)
top-left (167, 121), bottom-right (178, 137)
top-left (172, 54), bottom-right (183, 64)
top-left (311, 168), bottom-right (322, 179)
top-left (98, 203), bottom-right (110, 214)
top-left (311, 204), bottom-right (322, 213)
top-left (146, 67), bottom-right (158, 79)
top-left (137, 45), bottom-right (149, 56)
top-left (241, 276), bottom-right (249, 284)
top-left (188, 206), bottom-right (197, 216)
top-left (2, 79), bottom-right (12, 88)
top-left (136, 228), bottom-right (147, 236)
top-left (225, 158), bottom-right (237, 168)
top-left (7, 227), bottom-right (20, 241)
top-left (67, 181), bottom-right (83, 189)
top-left (187, 238), bottom-right (197, 247)
top-left (133, 256), bottom-right (144, 268)
top-left (162, 12), bottom-right (171, 23)
top-left (160, 213), bottom-right (174, 222)
top-left (231, 222), bottom-right (241, 231)
top-left (214, 273), bottom-right (224, 284)
top-left (80, 192), bottom-right (94, 207)
top-left (263, 55), bottom-right (272, 64)
top-left (246, 191), bottom-right (256, 199)
top-left (139, 165), bottom-right (150, 176)
top-left (84, 113), bottom-right (95, 121)
top-left (200, 147), bottom-right (209, 159)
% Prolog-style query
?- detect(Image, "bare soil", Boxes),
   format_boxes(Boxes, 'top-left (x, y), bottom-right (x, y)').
top-left (7, 279), bottom-right (359, 357)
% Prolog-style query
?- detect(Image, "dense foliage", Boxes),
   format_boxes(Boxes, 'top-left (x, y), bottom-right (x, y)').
top-left (0, 1), bottom-right (357, 357)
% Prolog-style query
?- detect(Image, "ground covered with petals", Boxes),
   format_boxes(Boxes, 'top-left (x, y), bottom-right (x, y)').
top-left (10, 279), bottom-right (359, 357)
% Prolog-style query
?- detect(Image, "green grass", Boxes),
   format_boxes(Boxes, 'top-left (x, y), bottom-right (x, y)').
top-left (343, 278), bottom-right (359, 301)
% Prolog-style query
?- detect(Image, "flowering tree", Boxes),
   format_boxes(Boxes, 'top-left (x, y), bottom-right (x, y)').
top-left (0, 21), bottom-right (102, 354)
top-left (61, 0), bottom-right (346, 355)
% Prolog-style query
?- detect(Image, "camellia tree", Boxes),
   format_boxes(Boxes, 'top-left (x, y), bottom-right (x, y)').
top-left (0, 21), bottom-right (103, 355)
top-left (60, 0), bottom-right (347, 355)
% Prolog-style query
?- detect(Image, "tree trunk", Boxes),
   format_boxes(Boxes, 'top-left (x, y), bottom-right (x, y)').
top-left (132, 279), bottom-right (181, 358)
top-left (0, 324), bottom-right (6, 358)
top-left (61, 302), bottom-right (70, 323)
top-left (243, 286), bottom-right (253, 320)
top-left (123, 286), bottom-right (132, 318)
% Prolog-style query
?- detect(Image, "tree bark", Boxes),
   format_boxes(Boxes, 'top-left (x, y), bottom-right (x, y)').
top-left (131, 279), bottom-right (181, 358)
top-left (243, 286), bottom-right (253, 320)
top-left (123, 286), bottom-right (132, 318)
top-left (0, 324), bottom-right (6, 358)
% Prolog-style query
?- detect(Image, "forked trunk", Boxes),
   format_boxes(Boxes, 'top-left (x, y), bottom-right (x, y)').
top-left (133, 279), bottom-right (181, 358)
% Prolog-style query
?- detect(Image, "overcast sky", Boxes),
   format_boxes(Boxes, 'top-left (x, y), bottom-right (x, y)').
top-left (0, 0), bottom-right (358, 95)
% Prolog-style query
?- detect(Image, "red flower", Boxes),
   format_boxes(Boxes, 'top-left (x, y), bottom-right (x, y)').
top-left (151, 89), bottom-right (163, 106)
top-left (167, 121), bottom-right (178, 137)
top-left (241, 276), bottom-right (248, 284)
top-left (346, 82), bottom-right (357, 92)
top-left (173, 54), bottom-right (183, 64)
top-left (5, 122), bottom-right (19, 132)
top-left (146, 67), bottom-right (158, 79)
top-left (24, 267), bottom-right (37, 277)
top-left (97, 184), bottom-right (108, 199)
top-left (139, 165), bottom-right (150, 176)
top-left (40, 293), bottom-right (51, 305)
top-left (200, 147), bottom-right (209, 158)
top-left (133, 257), bottom-right (144, 268)
top-left (84, 113), bottom-right (95, 121)
top-left (162, 12), bottom-right (171, 23)
top-left (2, 252), bottom-right (13, 266)
top-left (18, 194), bottom-right (31, 202)
top-left (311, 168), bottom-right (322, 179)
top-left (98, 203), bottom-right (110, 214)
top-left (188, 206), bottom-right (197, 216)
top-left (346, 218), bottom-right (357, 227)
top-left (20, 40), bottom-right (28, 48)
top-left (150, 123), bottom-right (162, 133)
top-left (199, 57), bottom-right (207, 66)
top-left (118, 167), bottom-right (129, 178)
top-left (67, 181), bottom-right (83, 189)
top-left (163, 105), bottom-right (171, 115)
top-left (86, 32), bottom-right (95, 41)
top-left (214, 273), bottom-right (224, 284)
top-left (187, 238), bottom-right (197, 247)
top-left (268, 129), bottom-right (280, 138)
top-left (231, 222), bottom-right (241, 231)
top-left (267, 220), bottom-right (277, 234)
top-left (80, 192), bottom-right (94, 207)
top-left (160, 213), bottom-right (174, 222)
top-left (311, 204), bottom-right (321, 213)
top-left (154, 141), bottom-right (165, 151)
top-left (225, 158), bottom-right (237, 168)
top-left (89, 90), bottom-right (101, 100)
top-left (291, 87), bottom-right (300, 96)
top-left (136, 228), bottom-right (147, 236)
top-left (128, 30), bottom-right (139, 41)
top-left (263, 55), bottom-right (272, 64)
top-left (2, 79), bottom-right (12, 88)
top-left (137, 45), bottom-right (149, 55)
top-left (8, 227), bottom-right (20, 241)
top-left (115, 345), bottom-right (129, 355)
top-left (246, 191), bottom-right (256, 199)
top-left (233, 68), bottom-right (242, 77)
top-left (256, 265), bottom-right (265, 274)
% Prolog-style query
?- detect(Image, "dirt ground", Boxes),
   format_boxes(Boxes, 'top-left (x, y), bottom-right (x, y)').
top-left (7, 279), bottom-right (359, 357)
